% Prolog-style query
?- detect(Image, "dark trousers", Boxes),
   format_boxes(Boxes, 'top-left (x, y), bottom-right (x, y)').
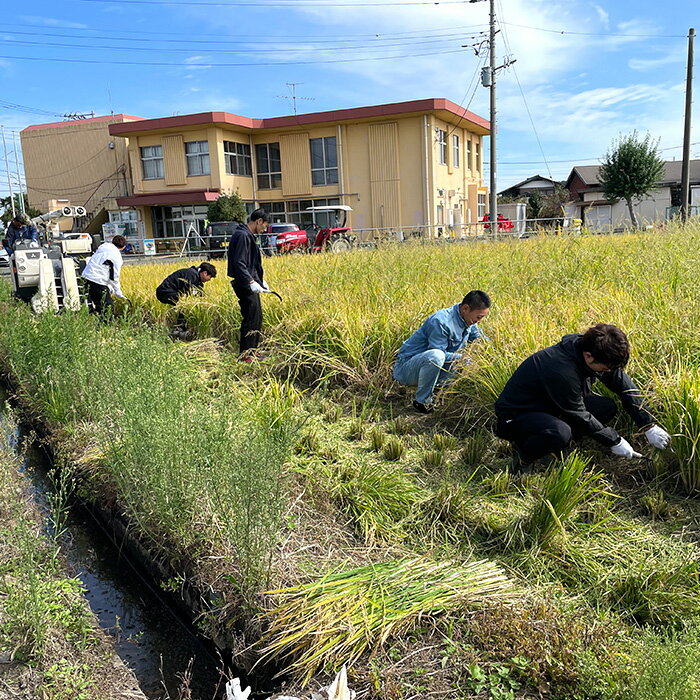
top-left (87, 281), bottom-right (113, 315)
top-left (156, 291), bottom-right (186, 330)
top-left (232, 283), bottom-right (262, 353)
top-left (496, 395), bottom-right (617, 464)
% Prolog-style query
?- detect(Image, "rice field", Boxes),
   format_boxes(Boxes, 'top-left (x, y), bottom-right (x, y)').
top-left (2, 224), bottom-right (700, 698)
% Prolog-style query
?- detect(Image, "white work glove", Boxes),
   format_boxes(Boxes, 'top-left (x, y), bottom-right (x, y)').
top-left (249, 280), bottom-right (265, 294)
top-left (610, 437), bottom-right (642, 459)
top-left (261, 280), bottom-right (270, 291)
top-left (645, 425), bottom-right (671, 450)
top-left (225, 678), bottom-right (251, 700)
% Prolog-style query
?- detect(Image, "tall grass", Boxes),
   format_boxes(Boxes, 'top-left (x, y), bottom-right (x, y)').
top-left (0, 305), bottom-right (298, 597)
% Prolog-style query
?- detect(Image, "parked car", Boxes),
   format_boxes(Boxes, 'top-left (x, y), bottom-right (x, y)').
top-left (206, 221), bottom-right (239, 259)
top-left (0, 240), bottom-right (9, 267)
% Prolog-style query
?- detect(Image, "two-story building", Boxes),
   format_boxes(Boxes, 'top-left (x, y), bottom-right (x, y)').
top-left (108, 98), bottom-right (489, 243)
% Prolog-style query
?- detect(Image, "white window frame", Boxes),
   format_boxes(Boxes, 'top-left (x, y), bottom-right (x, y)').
top-left (452, 134), bottom-right (460, 168)
top-left (467, 140), bottom-right (473, 170)
top-left (140, 145), bottom-right (163, 180)
top-left (255, 142), bottom-right (282, 190)
top-left (477, 193), bottom-right (486, 219)
top-left (185, 140), bottom-right (210, 177)
top-left (437, 129), bottom-right (447, 165)
top-left (310, 136), bottom-right (339, 186)
top-left (223, 140), bottom-right (252, 176)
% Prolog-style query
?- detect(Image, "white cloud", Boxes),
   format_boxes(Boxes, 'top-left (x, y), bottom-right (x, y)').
top-left (629, 48), bottom-right (685, 71)
top-left (593, 4), bottom-right (609, 28)
top-left (19, 15), bottom-right (88, 29)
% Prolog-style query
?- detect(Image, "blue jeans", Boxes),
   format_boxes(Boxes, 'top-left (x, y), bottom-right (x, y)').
top-left (393, 350), bottom-right (457, 405)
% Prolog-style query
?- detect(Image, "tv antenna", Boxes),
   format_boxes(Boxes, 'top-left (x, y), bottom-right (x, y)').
top-left (276, 82), bottom-right (314, 116)
top-left (63, 111), bottom-right (96, 120)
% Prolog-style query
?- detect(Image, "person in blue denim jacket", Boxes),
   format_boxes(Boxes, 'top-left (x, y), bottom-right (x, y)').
top-left (393, 290), bottom-right (491, 413)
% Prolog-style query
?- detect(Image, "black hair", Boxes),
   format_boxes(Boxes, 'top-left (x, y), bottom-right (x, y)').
top-left (199, 262), bottom-right (217, 277)
top-left (249, 208), bottom-right (270, 224)
top-left (461, 290), bottom-right (491, 309)
top-left (579, 323), bottom-right (630, 370)
top-left (112, 235), bottom-right (127, 249)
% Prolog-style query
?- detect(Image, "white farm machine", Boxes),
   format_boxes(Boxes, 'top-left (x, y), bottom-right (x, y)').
top-left (8, 206), bottom-right (92, 313)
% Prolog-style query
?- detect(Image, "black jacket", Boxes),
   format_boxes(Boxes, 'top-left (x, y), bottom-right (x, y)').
top-left (156, 266), bottom-right (203, 299)
top-left (227, 222), bottom-right (263, 288)
top-left (495, 334), bottom-right (654, 446)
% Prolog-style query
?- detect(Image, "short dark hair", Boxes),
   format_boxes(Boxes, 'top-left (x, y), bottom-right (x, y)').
top-left (579, 324), bottom-right (630, 369)
top-left (249, 208), bottom-right (270, 224)
top-left (12, 215), bottom-right (27, 225)
top-left (461, 290), bottom-right (491, 309)
top-left (111, 235), bottom-right (127, 249)
top-left (199, 262), bottom-right (217, 277)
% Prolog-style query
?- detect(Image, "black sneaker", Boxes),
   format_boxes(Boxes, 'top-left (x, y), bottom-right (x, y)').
top-left (413, 400), bottom-right (434, 414)
top-left (510, 448), bottom-right (533, 474)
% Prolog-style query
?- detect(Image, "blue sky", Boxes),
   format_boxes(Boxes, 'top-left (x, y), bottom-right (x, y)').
top-left (0, 0), bottom-right (697, 198)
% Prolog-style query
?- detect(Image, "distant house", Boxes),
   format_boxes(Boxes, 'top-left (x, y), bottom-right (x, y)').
top-left (499, 175), bottom-right (561, 199)
top-left (565, 160), bottom-right (700, 230)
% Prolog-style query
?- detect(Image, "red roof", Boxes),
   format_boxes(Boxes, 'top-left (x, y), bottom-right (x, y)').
top-left (22, 114), bottom-right (144, 132)
top-left (108, 98), bottom-right (489, 136)
top-left (116, 189), bottom-right (220, 207)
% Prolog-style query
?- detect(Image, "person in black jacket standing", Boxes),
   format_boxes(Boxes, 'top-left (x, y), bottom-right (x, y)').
top-left (156, 261), bottom-right (217, 337)
top-left (227, 209), bottom-right (271, 358)
top-left (495, 324), bottom-right (671, 471)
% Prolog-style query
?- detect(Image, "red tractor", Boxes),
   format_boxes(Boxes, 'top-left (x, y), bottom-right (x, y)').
top-left (265, 206), bottom-right (354, 255)
top-left (481, 213), bottom-right (514, 232)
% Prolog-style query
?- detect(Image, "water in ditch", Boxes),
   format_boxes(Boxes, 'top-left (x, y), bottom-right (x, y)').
top-left (0, 389), bottom-right (257, 699)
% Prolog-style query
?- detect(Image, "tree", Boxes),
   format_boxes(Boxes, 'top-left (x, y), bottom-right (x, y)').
top-left (1, 194), bottom-right (42, 227)
top-left (598, 132), bottom-right (664, 228)
top-left (207, 191), bottom-right (247, 223)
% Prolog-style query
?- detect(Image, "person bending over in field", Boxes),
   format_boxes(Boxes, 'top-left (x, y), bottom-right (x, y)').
top-left (81, 234), bottom-right (128, 315)
top-left (155, 261), bottom-right (217, 340)
top-left (495, 323), bottom-right (671, 472)
top-left (393, 290), bottom-right (491, 414)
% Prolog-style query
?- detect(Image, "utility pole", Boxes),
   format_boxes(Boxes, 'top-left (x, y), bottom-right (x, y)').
top-left (1, 126), bottom-right (15, 217)
top-left (680, 27), bottom-right (695, 223)
top-left (13, 130), bottom-right (24, 216)
top-left (488, 0), bottom-right (497, 233)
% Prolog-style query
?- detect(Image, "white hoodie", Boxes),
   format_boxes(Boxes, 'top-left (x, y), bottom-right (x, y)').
top-left (81, 242), bottom-right (125, 298)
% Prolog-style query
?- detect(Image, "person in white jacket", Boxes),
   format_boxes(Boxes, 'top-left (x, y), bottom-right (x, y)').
top-left (81, 235), bottom-right (127, 314)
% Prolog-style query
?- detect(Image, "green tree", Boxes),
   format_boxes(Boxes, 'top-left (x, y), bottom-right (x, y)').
top-left (598, 132), bottom-right (664, 228)
top-left (1, 194), bottom-right (42, 227)
top-left (207, 191), bottom-right (247, 223)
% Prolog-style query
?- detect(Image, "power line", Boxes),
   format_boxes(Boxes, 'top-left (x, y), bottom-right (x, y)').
top-left (5, 26), bottom-right (487, 46)
top-left (6, 36), bottom-right (477, 54)
top-left (0, 47), bottom-right (467, 67)
top-left (0, 20), bottom-right (488, 39)
top-left (77, 0), bottom-right (475, 5)
top-left (500, 21), bottom-right (686, 39)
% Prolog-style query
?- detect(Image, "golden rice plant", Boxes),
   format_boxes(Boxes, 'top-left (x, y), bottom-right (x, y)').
top-left (258, 557), bottom-right (515, 683)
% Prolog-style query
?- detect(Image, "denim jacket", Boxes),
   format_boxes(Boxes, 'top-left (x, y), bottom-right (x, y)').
top-left (396, 304), bottom-right (487, 363)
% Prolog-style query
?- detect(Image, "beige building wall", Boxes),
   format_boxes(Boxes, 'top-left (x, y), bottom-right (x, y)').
top-left (21, 116), bottom-right (135, 214)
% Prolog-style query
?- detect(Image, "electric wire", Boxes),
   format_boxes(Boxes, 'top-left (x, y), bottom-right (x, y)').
top-left (500, 21), bottom-right (686, 39)
top-left (0, 46), bottom-right (467, 67)
top-left (78, 0), bottom-right (475, 5)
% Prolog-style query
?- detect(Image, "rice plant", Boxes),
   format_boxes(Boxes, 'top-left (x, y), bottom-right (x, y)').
top-left (422, 448), bottom-right (445, 469)
top-left (382, 435), bottom-right (406, 461)
top-left (258, 557), bottom-right (515, 684)
top-left (368, 426), bottom-right (386, 452)
top-left (506, 452), bottom-right (607, 548)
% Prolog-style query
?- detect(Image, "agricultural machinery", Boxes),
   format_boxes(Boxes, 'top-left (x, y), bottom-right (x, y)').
top-left (268, 205), bottom-right (354, 254)
top-left (7, 206), bottom-right (92, 312)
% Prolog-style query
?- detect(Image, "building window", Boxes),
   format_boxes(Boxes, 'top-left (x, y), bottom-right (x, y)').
top-left (151, 204), bottom-right (211, 252)
top-left (223, 141), bottom-right (252, 176)
top-left (437, 129), bottom-right (447, 165)
top-left (475, 140), bottom-right (481, 172)
top-left (255, 143), bottom-right (282, 189)
top-left (310, 136), bottom-right (338, 186)
top-left (185, 140), bottom-right (210, 176)
top-left (477, 193), bottom-right (486, 219)
top-left (467, 140), bottom-right (473, 170)
top-left (453, 135), bottom-right (460, 168)
top-left (140, 145), bottom-right (163, 180)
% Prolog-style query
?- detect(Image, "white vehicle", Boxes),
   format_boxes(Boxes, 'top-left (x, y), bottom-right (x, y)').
top-left (0, 242), bottom-right (9, 267)
top-left (9, 206), bottom-right (91, 313)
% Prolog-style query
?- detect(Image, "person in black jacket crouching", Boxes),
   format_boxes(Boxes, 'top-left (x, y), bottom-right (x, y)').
top-left (227, 209), bottom-right (271, 359)
top-left (156, 261), bottom-right (217, 338)
top-left (495, 324), bottom-right (671, 472)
